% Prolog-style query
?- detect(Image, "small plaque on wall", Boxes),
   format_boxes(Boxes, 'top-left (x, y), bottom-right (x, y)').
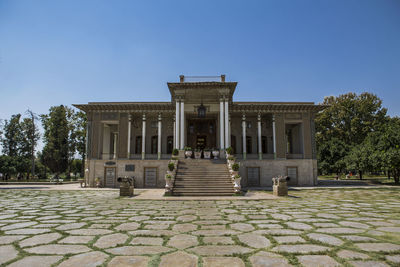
top-left (125, 164), bottom-right (135, 172)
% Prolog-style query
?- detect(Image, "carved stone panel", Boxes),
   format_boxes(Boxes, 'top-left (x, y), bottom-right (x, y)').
top-left (247, 167), bottom-right (260, 186)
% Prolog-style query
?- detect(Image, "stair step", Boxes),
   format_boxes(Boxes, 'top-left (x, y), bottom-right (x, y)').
top-left (171, 159), bottom-right (234, 196)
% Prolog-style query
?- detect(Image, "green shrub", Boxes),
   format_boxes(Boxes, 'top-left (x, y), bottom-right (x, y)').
top-left (184, 146), bottom-right (192, 151)
top-left (226, 147), bottom-right (234, 155)
top-left (165, 174), bottom-right (172, 179)
top-left (168, 162), bottom-right (175, 171)
top-left (172, 148), bottom-right (179, 156)
top-left (234, 174), bottom-right (241, 179)
top-left (232, 163), bottom-right (240, 171)
top-left (227, 155), bottom-right (235, 161)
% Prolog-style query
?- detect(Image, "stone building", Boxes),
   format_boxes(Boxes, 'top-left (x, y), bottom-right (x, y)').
top-left (74, 75), bottom-right (323, 189)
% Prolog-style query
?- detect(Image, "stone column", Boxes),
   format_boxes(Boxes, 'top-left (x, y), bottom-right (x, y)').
top-left (258, 113), bottom-right (262, 160)
top-left (302, 112), bottom-right (312, 159)
top-left (272, 114), bottom-right (277, 159)
top-left (141, 114), bottom-right (146, 160)
top-left (158, 113), bottom-right (162, 160)
top-left (175, 100), bottom-right (180, 149)
top-left (180, 101), bottom-right (185, 149)
top-left (242, 114), bottom-right (247, 160)
top-left (224, 99), bottom-right (229, 148)
top-left (219, 98), bottom-right (225, 150)
top-left (173, 117), bottom-right (176, 150)
top-left (113, 132), bottom-right (118, 159)
top-left (127, 114), bottom-right (132, 159)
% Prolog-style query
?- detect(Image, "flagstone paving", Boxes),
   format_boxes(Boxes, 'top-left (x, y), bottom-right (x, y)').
top-left (0, 188), bottom-right (399, 266)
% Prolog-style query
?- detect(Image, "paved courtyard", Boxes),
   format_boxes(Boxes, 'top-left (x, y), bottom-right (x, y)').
top-left (0, 188), bottom-right (399, 266)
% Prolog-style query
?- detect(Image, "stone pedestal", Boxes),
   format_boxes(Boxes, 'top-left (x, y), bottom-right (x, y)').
top-left (117, 177), bottom-right (134, 197)
top-left (272, 176), bottom-right (288, 197)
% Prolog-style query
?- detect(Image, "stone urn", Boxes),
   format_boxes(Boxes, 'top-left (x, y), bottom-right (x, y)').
top-left (165, 175), bottom-right (173, 192)
top-left (203, 151), bottom-right (211, 159)
top-left (212, 150), bottom-right (219, 159)
top-left (233, 176), bottom-right (242, 193)
top-left (194, 150), bottom-right (202, 159)
top-left (185, 150), bottom-right (193, 158)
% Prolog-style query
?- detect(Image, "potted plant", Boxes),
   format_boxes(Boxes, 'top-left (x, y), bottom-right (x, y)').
top-left (231, 162), bottom-right (240, 176)
top-left (167, 162), bottom-right (175, 174)
top-left (172, 148), bottom-right (179, 156)
top-left (203, 148), bottom-right (211, 159)
top-left (212, 148), bottom-right (219, 159)
top-left (194, 148), bottom-right (202, 159)
top-left (184, 147), bottom-right (193, 158)
top-left (226, 146), bottom-right (234, 156)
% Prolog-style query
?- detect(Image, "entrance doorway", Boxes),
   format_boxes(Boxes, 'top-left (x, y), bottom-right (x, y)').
top-left (187, 119), bottom-right (216, 150)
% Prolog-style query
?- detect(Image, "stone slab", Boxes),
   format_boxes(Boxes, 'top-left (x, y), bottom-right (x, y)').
top-left (249, 251), bottom-right (292, 267)
top-left (107, 256), bottom-right (149, 267)
top-left (20, 232), bottom-right (62, 247)
top-left (0, 245), bottom-right (18, 265)
top-left (160, 251), bottom-right (198, 267)
top-left (203, 257), bottom-right (245, 267)
top-left (272, 244), bottom-right (330, 254)
top-left (188, 245), bottom-right (252, 256)
top-left (94, 233), bottom-right (128, 249)
top-left (25, 244), bottom-right (91, 255)
top-left (106, 246), bottom-right (173, 255)
top-left (58, 251), bottom-right (108, 267)
top-left (7, 256), bottom-right (62, 267)
top-left (297, 255), bottom-right (339, 267)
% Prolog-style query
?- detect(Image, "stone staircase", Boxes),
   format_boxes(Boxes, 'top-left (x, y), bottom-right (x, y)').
top-left (172, 159), bottom-right (235, 196)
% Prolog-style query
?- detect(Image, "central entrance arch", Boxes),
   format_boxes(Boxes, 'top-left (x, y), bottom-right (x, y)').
top-left (187, 118), bottom-right (217, 150)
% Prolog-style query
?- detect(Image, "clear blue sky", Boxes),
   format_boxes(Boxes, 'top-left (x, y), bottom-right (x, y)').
top-left (1, 0), bottom-right (399, 122)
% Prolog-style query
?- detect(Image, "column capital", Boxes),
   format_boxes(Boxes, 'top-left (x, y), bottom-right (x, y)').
top-left (142, 114), bottom-right (146, 120)
top-left (158, 113), bottom-right (162, 121)
top-left (242, 114), bottom-right (246, 121)
top-left (257, 113), bottom-right (261, 121)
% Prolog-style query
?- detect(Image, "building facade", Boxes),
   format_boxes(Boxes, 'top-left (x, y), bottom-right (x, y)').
top-left (74, 75), bottom-right (323, 188)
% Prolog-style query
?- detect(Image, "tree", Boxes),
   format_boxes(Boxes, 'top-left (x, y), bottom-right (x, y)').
top-left (317, 137), bottom-right (348, 176)
top-left (372, 117), bottom-right (400, 184)
top-left (316, 92), bottom-right (387, 175)
top-left (1, 114), bottom-right (23, 157)
top-left (41, 105), bottom-right (69, 176)
top-left (20, 116), bottom-right (40, 178)
top-left (25, 110), bottom-right (40, 178)
top-left (74, 111), bottom-right (87, 176)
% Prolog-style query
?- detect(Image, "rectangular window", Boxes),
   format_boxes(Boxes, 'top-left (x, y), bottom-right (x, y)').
top-left (135, 136), bottom-right (142, 154)
top-left (151, 136), bottom-right (158, 154)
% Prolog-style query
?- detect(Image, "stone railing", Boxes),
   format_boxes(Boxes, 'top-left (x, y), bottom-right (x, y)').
top-left (227, 154), bottom-right (241, 193)
top-left (165, 159), bottom-right (178, 194)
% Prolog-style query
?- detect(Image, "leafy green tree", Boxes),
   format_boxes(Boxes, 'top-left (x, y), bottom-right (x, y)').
top-left (74, 111), bottom-right (87, 176)
top-left (316, 92), bottom-right (387, 175)
top-left (317, 137), bottom-right (348, 176)
top-left (41, 105), bottom-right (69, 176)
top-left (0, 155), bottom-right (17, 179)
top-left (1, 114), bottom-right (23, 157)
top-left (20, 117), bottom-right (40, 178)
top-left (372, 117), bottom-right (400, 184)
top-left (71, 159), bottom-right (82, 179)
